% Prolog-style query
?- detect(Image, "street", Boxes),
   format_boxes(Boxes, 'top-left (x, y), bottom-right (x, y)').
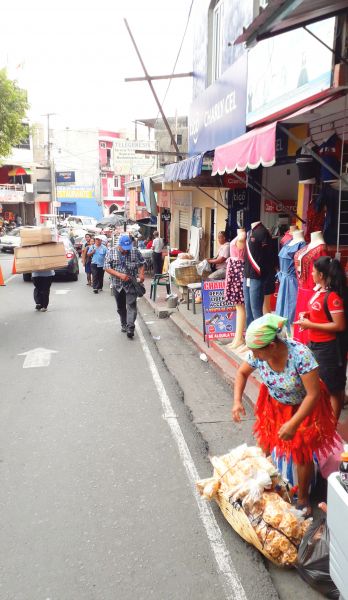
top-left (0, 259), bottom-right (278, 600)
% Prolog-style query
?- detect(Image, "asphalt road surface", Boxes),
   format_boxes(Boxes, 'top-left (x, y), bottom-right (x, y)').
top-left (0, 270), bottom-right (278, 600)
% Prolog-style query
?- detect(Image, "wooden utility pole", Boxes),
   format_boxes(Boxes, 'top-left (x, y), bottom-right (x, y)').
top-left (124, 19), bottom-right (185, 157)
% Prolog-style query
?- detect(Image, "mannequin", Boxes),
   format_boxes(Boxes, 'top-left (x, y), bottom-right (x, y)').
top-left (276, 229), bottom-right (306, 328)
top-left (280, 225), bottom-right (298, 246)
top-left (293, 231), bottom-right (327, 343)
top-left (244, 221), bottom-right (274, 327)
top-left (224, 229), bottom-right (246, 349)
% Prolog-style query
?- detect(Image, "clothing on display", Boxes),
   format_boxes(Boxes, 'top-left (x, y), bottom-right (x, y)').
top-left (295, 144), bottom-right (319, 184)
top-left (275, 238), bottom-right (306, 327)
top-left (293, 242), bottom-right (327, 343)
top-left (316, 184), bottom-right (339, 246)
top-left (244, 223), bottom-right (272, 280)
top-left (304, 196), bottom-right (325, 243)
top-left (224, 236), bottom-right (245, 305)
top-left (317, 134), bottom-right (342, 182)
top-left (280, 231), bottom-right (293, 246)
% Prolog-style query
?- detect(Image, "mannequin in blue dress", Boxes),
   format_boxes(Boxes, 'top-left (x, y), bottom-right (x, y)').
top-left (276, 229), bottom-right (306, 328)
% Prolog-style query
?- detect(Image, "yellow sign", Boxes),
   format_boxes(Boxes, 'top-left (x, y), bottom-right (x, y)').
top-left (56, 187), bottom-right (94, 199)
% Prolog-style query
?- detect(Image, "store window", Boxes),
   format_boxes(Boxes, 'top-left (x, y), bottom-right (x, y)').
top-left (114, 176), bottom-right (121, 189)
top-left (207, 0), bottom-right (224, 85)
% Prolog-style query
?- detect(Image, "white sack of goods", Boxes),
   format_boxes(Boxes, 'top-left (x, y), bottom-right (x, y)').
top-left (196, 444), bottom-right (312, 566)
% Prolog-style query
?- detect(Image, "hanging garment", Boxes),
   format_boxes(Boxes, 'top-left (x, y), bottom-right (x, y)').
top-left (275, 239), bottom-right (306, 327)
top-left (293, 243), bottom-right (327, 343)
top-left (317, 134), bottom-right (342, 182)
top-left (224, 237), bottom-right (245, 305)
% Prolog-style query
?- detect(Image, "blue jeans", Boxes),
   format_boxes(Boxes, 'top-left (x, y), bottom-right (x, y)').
top-left (243, 278), bottom-right (264, 327)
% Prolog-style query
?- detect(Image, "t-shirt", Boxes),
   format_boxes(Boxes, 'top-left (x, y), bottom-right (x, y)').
top-left (244, 223), bottom-right (272, 280)
top-left (152, 237), bottom-right (164, 253)
top-left (217, 242), bottom-right (230, 269)
top-left (308, 288), bottom-right (344, 343)
top-left (247, 338), bottom-right (318, 405)
top-left (88, 244), bottom-right (107, 267)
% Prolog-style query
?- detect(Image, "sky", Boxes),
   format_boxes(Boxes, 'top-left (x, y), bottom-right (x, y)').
top-left (0, 0), bottom-right (195, 133)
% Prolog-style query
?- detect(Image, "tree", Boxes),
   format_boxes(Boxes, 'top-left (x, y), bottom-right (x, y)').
top-left (0, 68), bottom-right (29, 161)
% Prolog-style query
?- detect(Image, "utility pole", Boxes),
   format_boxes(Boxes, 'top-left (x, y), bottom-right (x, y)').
top-left (42, 113), bottom-right (57, 218)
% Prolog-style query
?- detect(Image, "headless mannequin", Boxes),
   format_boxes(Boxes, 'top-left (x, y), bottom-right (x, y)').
top-left (289, 229), bottom-right (305, 246)
top-left (229, 229), bottom-right (246, 350)
top-left (289, 225), bottom-right (299, 234)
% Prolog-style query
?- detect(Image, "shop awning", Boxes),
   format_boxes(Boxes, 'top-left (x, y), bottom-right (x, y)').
top-left (234, 0), bottom-right (348, 47)
top-left (212, 95), bottom-right (340, 175)
top-left (164, 153), bottom-right (205, 182)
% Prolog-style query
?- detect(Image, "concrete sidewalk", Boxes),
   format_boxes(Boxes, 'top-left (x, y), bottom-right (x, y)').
top-left (141, 275), bottom-right (261, 408)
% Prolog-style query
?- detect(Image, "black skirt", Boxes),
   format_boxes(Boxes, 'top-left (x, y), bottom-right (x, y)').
top-left (308, 339), bottom-right (347, 393)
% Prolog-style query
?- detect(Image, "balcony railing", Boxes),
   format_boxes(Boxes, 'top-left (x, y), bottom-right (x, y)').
top-left (0, 183), bottom-right (25, 192)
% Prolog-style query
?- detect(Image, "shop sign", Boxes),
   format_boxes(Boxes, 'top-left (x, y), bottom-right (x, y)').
top-left (247, 17), bottom-right (336, 125)
top-left (55, 171), bottom-right (75, 184)
top-left (188, 54), bottom-right (247, 155)
top-left (0, 189), bottom-right (25, 203)
top-left (172, 192), bottom-right (192, 208)
top-left (161, 210), bottom-right (171, 222)
top-left (202, 280), bottom-right (236, 341)
top-left (157, 191), bottom-right (171, 209)
top-left (264, 199), bottom-right (297, 214)
top-left (56, 186), bottom-right (94, 199)
top-left (223, 172), bottom-right (247, 189)
top-left (113, 139), bottom-right (157, 176)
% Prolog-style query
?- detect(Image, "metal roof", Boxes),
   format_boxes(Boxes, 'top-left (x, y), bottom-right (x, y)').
top-left (234, 0), bottom-right (348, 46)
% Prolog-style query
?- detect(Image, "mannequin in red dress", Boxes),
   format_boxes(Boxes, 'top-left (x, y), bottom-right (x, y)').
top-left (293, 231), bottom-right (327, 343)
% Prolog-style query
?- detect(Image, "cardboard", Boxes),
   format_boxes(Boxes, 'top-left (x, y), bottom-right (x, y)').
top-left (20, 227), bottom-right (58, 246)
top-left (14, 243), bottom-right (68, 273)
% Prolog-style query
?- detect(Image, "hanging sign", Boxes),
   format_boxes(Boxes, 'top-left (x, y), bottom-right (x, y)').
top-left (264, 199), bottom-right (297, 213)
top-left (202, 280), bottom-right (236, 341)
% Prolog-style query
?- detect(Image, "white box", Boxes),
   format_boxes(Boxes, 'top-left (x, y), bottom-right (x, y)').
top-left (327, 473), bottom-right (348, 600)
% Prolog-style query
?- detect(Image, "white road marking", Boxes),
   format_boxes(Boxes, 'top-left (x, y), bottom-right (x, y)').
top-left (18, 347), bottom-right (58, 368)
top-left (136, 322), bottom-right (248, 600)
top-left (54, 289), bottom-right (71, 295)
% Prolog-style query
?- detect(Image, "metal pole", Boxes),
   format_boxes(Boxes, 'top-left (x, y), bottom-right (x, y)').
top-left (124, 19), bottom-right (181, 155)
top-left (336, 94), bottom-right (348, 256)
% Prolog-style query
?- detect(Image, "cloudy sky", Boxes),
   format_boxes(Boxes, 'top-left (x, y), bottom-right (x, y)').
top-left (0, 0), bottom-right (194, 132)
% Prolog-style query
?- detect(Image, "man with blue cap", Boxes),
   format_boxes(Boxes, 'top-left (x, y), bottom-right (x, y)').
top-left (104, 234), bottom-right (145, 338)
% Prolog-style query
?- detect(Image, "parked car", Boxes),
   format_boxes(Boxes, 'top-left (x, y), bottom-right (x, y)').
top-left (0, 227), bottom-right (36, 253)
top-left (62, 216), bottom-right (100, 232)
top-left (22, 236), bottom-right (79, 282)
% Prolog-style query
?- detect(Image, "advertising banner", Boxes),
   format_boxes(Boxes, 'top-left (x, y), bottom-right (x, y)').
top-left (56, 186), bottom-right (94, 199)
top-left (113, 139), bottom-right (157, 176)
top-left (55, 171), bottom-right (75, 184)
top-left (202, 280), bottom-right (236, 341)
top-left (264, 199), bottom-right (297, 213)
top-left (247, 17), bottom-right (335, 125)
top-left (188, 53), bottom-right (247, 155)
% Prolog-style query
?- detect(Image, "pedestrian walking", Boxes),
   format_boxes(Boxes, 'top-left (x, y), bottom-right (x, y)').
top-left (82, 235), bottom-right (93, 285)
top-left (152, 231), bottom-right (164, 275)
top-left (104, 234), bottom-right (145, 338)
top-left (32, 269), bottom-right (55, 312)
top-left (88, 235), bottom-right (107, 294)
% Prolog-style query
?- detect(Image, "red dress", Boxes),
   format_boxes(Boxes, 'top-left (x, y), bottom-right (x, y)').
top-left (293, 243), bottom-right (326, 343)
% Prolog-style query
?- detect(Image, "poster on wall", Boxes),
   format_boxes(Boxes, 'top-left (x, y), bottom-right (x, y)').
top-left (247, 17), bottom-right (335, 125)
top-left (202, 280), bottom-right (236, 342)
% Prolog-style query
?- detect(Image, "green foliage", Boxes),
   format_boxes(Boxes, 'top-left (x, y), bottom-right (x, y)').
top-left (0, 68), bottom-right (29, 160)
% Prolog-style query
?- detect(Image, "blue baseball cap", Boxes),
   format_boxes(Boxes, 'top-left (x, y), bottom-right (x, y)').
top-left (118, 234), bottom-right (132, 250)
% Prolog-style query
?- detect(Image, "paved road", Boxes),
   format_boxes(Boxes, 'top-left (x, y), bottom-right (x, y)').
top-left (0, 250), bottom-right (15, 282)
top-left (0, 271), bottom-right (279, 600)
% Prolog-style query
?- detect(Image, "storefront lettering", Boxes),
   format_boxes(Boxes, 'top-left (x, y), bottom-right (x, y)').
top-left (203, 91), bottom-right (237, 129)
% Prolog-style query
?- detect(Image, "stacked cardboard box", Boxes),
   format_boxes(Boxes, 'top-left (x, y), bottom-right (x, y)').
top-left (15, 227), bottom-right (68, 273)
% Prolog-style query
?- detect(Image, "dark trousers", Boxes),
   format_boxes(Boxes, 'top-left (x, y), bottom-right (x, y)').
top-left (91, 264), bottom-right (104, 290)
top-left (114, 287), bottom-right (137, 332)
top-left (32, 276), bottom-right (53, 309)
top-left (152, 251), bottom-right (163, 275)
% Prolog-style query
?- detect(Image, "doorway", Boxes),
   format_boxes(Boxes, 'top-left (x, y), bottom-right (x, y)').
top-left (179, 228), bottom-right (188, 251)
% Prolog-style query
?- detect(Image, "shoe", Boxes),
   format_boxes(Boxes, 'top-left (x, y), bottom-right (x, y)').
top-left (35, 304), bottom-right (42, 311)
top-left (93, 289), bottom-right (98, 294)
top-left (127, 331), bottom-right (134, 339)
top-left (40, 308), bottom-right (47, 312)
top-left (121, 324), bottom-right (127, 333)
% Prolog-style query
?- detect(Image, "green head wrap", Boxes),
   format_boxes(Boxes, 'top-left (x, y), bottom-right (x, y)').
top-left (245, 314), bottom-right (288, 349)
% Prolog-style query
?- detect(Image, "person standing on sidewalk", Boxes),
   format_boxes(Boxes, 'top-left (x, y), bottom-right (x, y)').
top-left (104, 234), bottom-right (145, 338)
top-left (152, 231), bottom-right (164, 275)
top-left (88, 235), bottom-right (107, 294)
top-left (32, 269), bottom-right (55, 312)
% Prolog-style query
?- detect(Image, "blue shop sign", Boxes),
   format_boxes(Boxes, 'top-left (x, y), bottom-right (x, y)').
top-left (56, 171), bottom-right (76, 184)
top-left (188, 54), bottom-right (247, 156)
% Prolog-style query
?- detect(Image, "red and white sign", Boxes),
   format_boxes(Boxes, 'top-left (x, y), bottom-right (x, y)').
top-left (264, 198), bottom-right (297, 214)
top-left (222, 172), bottom-right (247, 189)
top-left (157, 191), bottom-right (171, 209)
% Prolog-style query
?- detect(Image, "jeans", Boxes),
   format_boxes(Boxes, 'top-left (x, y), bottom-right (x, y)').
top-left (32, 276), bottom-right (53, 309)
top-left (114, 287), bottom-right (137, 332)
top-left (208, 268), bottom-right (226, 280)
top-left (243, 278), bottom-right (264, 327)
top-left (91, 264), bottom-right (104, 290)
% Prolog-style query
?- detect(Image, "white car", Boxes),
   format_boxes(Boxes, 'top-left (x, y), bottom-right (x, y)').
top-left (0, 227), bottom-right (35, 253)
top-left (62, 216), bottom-right (100, 232)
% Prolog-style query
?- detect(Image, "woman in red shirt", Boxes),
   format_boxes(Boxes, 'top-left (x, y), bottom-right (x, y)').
top-left (295, 256), bottom-right (347, 419)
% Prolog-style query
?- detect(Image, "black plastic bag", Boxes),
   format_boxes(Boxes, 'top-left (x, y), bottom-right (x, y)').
top-left (296, 517), bottom-right (339, 599)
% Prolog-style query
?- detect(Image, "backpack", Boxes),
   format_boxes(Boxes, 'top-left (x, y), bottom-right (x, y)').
top-left (323, 290), bottom-right (348, 366)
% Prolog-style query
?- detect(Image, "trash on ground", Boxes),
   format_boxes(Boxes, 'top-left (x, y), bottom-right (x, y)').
top-left (199, 353), bottom-right (208, 362)
top-left (153, 336), bottom-right (161, 341)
